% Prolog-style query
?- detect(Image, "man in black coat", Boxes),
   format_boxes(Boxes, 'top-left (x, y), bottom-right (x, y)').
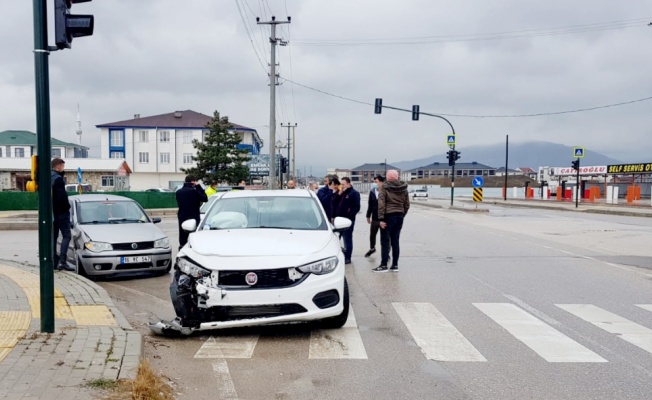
top-left (365, 174), bottom-right (385, 257)
top-left (317, 175), bottom-right (339, 219)
top-left (176, 175), bottom-right (208, 249)
top-left (51, 158), bottom-right (75, 271)
top-left (333, 177), bottom-right (360, 264)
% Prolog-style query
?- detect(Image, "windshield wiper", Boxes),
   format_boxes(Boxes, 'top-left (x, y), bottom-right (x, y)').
top-left (257, 226), bottom-right (293, 230)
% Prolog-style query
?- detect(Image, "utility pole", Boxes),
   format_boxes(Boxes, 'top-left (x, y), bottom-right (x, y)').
top-left (257, 16), bottom-right (290, 190)
top-left (281, 122), bottom-right (297, 182)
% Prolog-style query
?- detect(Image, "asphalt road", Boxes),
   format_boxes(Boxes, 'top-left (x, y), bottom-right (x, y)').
top-left (3, 202), bottom-right (652, 399)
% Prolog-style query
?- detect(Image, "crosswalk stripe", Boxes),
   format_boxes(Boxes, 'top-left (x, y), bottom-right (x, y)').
top-left (194, 335), bottom-right (259, 359)
top-left (475, 303), bottom-right (606, 363)
top-left (309, 306), bottom-right (368, 359)
top-left (558, 304), bottom-right (652, 355)
top-left (635, 304), bottom-right (652, 313)
top-left (393, 302), bottom-right (486, 362)
top-left (212, 360), bottom-right (238, 399)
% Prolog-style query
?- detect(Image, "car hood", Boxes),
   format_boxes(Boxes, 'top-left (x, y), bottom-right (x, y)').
top-left (80, 223), bottom-right (165, 242)
top-left (188, 229), bottom-right (332, 257)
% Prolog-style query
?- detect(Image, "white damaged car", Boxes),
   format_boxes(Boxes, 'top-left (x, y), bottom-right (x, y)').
top-left (152, 190), bottom-right (352, 335)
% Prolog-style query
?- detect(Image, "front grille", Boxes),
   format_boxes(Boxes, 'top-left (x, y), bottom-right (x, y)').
top-left (112, 241), bottom-right (154, 251)
top-left (219, 269), bottom-right (301, 288)
top-left (206, 304), bottom-right (307, 321)
top-left (115, 262), bottom-right (152, 270)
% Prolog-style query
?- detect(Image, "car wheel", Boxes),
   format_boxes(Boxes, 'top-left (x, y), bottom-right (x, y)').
top-left (319, 279), bottom-right (350, 329)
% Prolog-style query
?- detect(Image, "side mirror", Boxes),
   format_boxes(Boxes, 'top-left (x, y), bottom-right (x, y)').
top-left (181, 219), bottom-right (197, 232)
top-left (152, 217), bottom-right (162, 224)
top-left (332, 217), bottom-right (352, 233)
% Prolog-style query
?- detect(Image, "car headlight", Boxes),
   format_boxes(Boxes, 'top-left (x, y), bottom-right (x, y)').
top-left (84, 241), bottom-right (113, 252)
top-left (176, 257), bottom-right (210, 278)
top-left (297, 257), bottom-right (339, 275)
top-left (154, 237), bottom-right (170, 248)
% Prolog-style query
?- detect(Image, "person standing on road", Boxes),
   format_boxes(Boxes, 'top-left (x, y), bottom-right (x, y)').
top-left (287, 180), bottom-right (297, 189)
top-left (374, 169), bottom-right (409, 272)
top-left (205, 181), bottom-right (218, 198)
top-left (317, 175), bottom-right (338, 219)
top-left (51, 158), bottom-right (74, 271)
top-left (333, 177), bottom-right (361, 265)
top-left (176, 175), bottom-right (208, 250)
top-left (309, 182), bottom-right (319, 192)
top-left (365, 174), bottom-right (385, 258)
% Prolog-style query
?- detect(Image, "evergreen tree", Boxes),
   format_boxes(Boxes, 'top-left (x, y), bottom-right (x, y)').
top-left (181, 111), bottom-right (250, 185)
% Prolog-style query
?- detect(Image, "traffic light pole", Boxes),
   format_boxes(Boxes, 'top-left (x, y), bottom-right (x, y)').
top-left (450, 146), bottom-right (456, 206)
top-left (33, 0), bottom-right (55, 333)
top-left (575, 162), bottom-right (580, 209)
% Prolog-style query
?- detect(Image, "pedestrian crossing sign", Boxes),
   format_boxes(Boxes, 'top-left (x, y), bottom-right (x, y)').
top-left (446, 135), bottom-right (456, 145)
top-left (573, 147), bottom-right (585, 158)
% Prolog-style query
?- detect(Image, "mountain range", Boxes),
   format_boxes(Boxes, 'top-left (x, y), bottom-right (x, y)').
top-left (391, 141), bottom-right (624, 171)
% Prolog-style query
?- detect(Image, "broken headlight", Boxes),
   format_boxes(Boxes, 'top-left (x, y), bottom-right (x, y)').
top-left (297, 256), bottom-right (339, 275)
top-left (176, 257), bottom-right (210, 278)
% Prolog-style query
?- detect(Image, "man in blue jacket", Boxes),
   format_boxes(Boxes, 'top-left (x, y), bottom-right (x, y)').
top-left (333, 177), bottom-right (360, 264)
top-left (317, 175), bottom-right (338, 219)
top-left (51, 158), bottom-right (75, 271)
top-left (176, 175), bottom-right (208, 249)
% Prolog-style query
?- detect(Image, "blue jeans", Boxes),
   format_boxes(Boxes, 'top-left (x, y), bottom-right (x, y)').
top-left (53, 212), bottom-right (71, 267)
top-left (381, 213), bottom-right (404, 267)
top-left (342, 220), bottom-right (355, 261)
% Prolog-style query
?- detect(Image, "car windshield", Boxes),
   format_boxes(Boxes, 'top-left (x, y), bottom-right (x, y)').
top-left (77, 201), bottom-right (149, 224)
top-left (200, 195), bottom-right (218, 214)
top-left (202, 196), bottom-right (327, 230)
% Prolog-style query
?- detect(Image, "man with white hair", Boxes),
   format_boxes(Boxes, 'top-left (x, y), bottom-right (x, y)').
top-left (373, 169), bottom-right (409, 272)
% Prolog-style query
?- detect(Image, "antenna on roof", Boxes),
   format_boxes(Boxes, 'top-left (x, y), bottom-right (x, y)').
top-left (76, 103), bottom-right (83, 145)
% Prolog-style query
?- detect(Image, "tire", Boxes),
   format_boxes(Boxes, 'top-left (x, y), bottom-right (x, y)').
top-left (319, 279), bottom-right (350, 329)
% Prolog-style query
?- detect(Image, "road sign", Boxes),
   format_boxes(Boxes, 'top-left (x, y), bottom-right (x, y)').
top-left (77, 167), bottom-right (82, 184)
top-left (472, 176), bottom-right (485, 188)
top-left (473, 188), bottom-right (483, 202)
top-left (573, 147), bottom-right (585, 158)
top-left (446, 135), bottom-right (456, 146)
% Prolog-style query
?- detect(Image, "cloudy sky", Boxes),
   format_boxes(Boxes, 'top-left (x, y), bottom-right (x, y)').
top-left (2, 1), bottom-right (651, 175)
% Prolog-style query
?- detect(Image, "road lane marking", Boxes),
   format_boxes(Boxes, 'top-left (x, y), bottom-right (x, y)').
top-left (194, 335), bottom-right (259, 358)
top-left (558, 304), bottom-right (652, 355)
top-left (393, 302), bottom-right (486, 362)
top-left (636, 304), bottom-right (652, 313)
top-left (475, 303), bottom-right (606, 362)
top-left (212, 359), bottom-right (238, 399)
top-left (309, 306), bottom-right (367, 359)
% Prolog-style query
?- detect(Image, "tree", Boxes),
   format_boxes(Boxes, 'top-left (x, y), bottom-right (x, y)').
top-left (181, 111), bottom-right (250, 185)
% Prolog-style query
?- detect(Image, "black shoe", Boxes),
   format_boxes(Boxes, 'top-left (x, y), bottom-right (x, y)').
top-left (390, 265), bottom-right (399, 272)
top-left (56, 263), bottom-right (75, 272)
top-left (364, 248), bottom-right (376, 257)
top-left (345, 259), bottom-right (352, 265)
top-left (372, 265), bottom-right (388, 273)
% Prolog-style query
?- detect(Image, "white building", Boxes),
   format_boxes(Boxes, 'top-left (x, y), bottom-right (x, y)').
top-left (96, 110), bottom-right (262, 191)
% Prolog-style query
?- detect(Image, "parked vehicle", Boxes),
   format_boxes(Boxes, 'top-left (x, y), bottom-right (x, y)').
top-left (61, 194), bottom-right (172, 278)
top-left (145, 188), bottom-right (173, 192)
top-left (152, 190), bottom-right (351, 335)
top-left (65, 184), bottom-right (92, 193)
top-left (413, 188), bottom-right (428, 198)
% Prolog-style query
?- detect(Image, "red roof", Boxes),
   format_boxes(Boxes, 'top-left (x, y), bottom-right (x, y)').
top-left (96, 110), bottom-right (255, 131)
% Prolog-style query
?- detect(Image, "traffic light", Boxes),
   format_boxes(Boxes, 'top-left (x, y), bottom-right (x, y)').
top-left (447, 150), bottom-right (461, 166)
top-left (571, 159), bottom-right (580, 170)
top-left (26, 155), bottom-right (38, 192)
top-left (412, 105), bottom-right (420, 121)
top-left (54, 0), bottom-right (95, 50)
top-left (280, 157), bottom-right (288, 173)
top-left (374, 98), bottom-right (383, 114)
top-left (454, 150), bottom-right (461, 161)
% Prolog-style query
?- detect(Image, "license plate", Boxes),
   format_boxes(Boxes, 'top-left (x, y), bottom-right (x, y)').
top-left (120, 256), bottom-right (152, 264)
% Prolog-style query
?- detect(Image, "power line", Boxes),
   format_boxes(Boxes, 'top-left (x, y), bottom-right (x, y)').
top-left (285, 0), bottom-right (297, 121)
top-left (242, 0), bottom-right (270, 66)
top-left (234, 0), bottom-right (267, 74)
top-left (278, 76), bottom-right (652, 118)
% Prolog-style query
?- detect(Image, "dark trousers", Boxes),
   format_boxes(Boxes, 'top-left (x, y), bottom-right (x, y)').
top-left (369, 219), bottom-right (380, 249)
top-left (342, 220), bottom-right (355, 261)
top-left (381, 213), bottom-right (404, 267)
top-left (53, 212), bottom-right (71, 267)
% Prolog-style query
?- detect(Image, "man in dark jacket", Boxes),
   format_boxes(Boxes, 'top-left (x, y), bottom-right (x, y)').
top-left (365, 175), bottom-right (385, 257)
top-left (51, 158), bottom-right (74, 271)
top-left (317, 175), bottom-right (338, 219)
top-left (176, 175), bottom-right (208, 249)
top-left (374, 169), bottom-right (409, 272)
top-left (333, 177), bottom-right (360, 264)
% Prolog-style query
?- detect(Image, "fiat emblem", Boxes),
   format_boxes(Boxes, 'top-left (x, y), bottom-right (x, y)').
top-left (131, 243), bottom-right (138, 249)
top-left (245, 272), bottom-right (258, 286)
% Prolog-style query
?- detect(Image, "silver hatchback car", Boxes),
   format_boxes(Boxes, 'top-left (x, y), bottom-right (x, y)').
top-left (62, 194), bottom-right (173, 277)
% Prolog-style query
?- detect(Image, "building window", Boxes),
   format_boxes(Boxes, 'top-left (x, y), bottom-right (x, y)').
top-left (139, 152), bottom-right (149, 163)
top-left (101, 175), bottom-right (115, 187)
top-left (183, 131), bottom-right (193, 144)
top-left (159, 131), bottom-right (170, 142)
top-left (139, 131), bottom-right (149, 143)
top-left (0, 148), bottom-right (3, 157)
top-left (14, 148), bottom-right (25, 158)
top-left (109, 130), bottom-right (124, 147)
top-left (160, 152), bottom-right (170, 164)
top-left (183, 153), bottom-right (193, 164)
top-left (52, 148), bottom-right (61, 158)
top-left (110, 151), bottom-right (124, 159)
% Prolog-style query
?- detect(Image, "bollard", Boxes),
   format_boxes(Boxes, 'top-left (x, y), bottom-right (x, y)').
top-left (606, 186), bottom-right (613, 204)
top-left (513, 187), bottom-right (518, 198)
top-left (613, 186), bottom-right (619, 204)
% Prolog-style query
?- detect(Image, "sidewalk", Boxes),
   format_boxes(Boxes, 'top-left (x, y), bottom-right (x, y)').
top-left (0, 260), bottom-right (141, 400)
